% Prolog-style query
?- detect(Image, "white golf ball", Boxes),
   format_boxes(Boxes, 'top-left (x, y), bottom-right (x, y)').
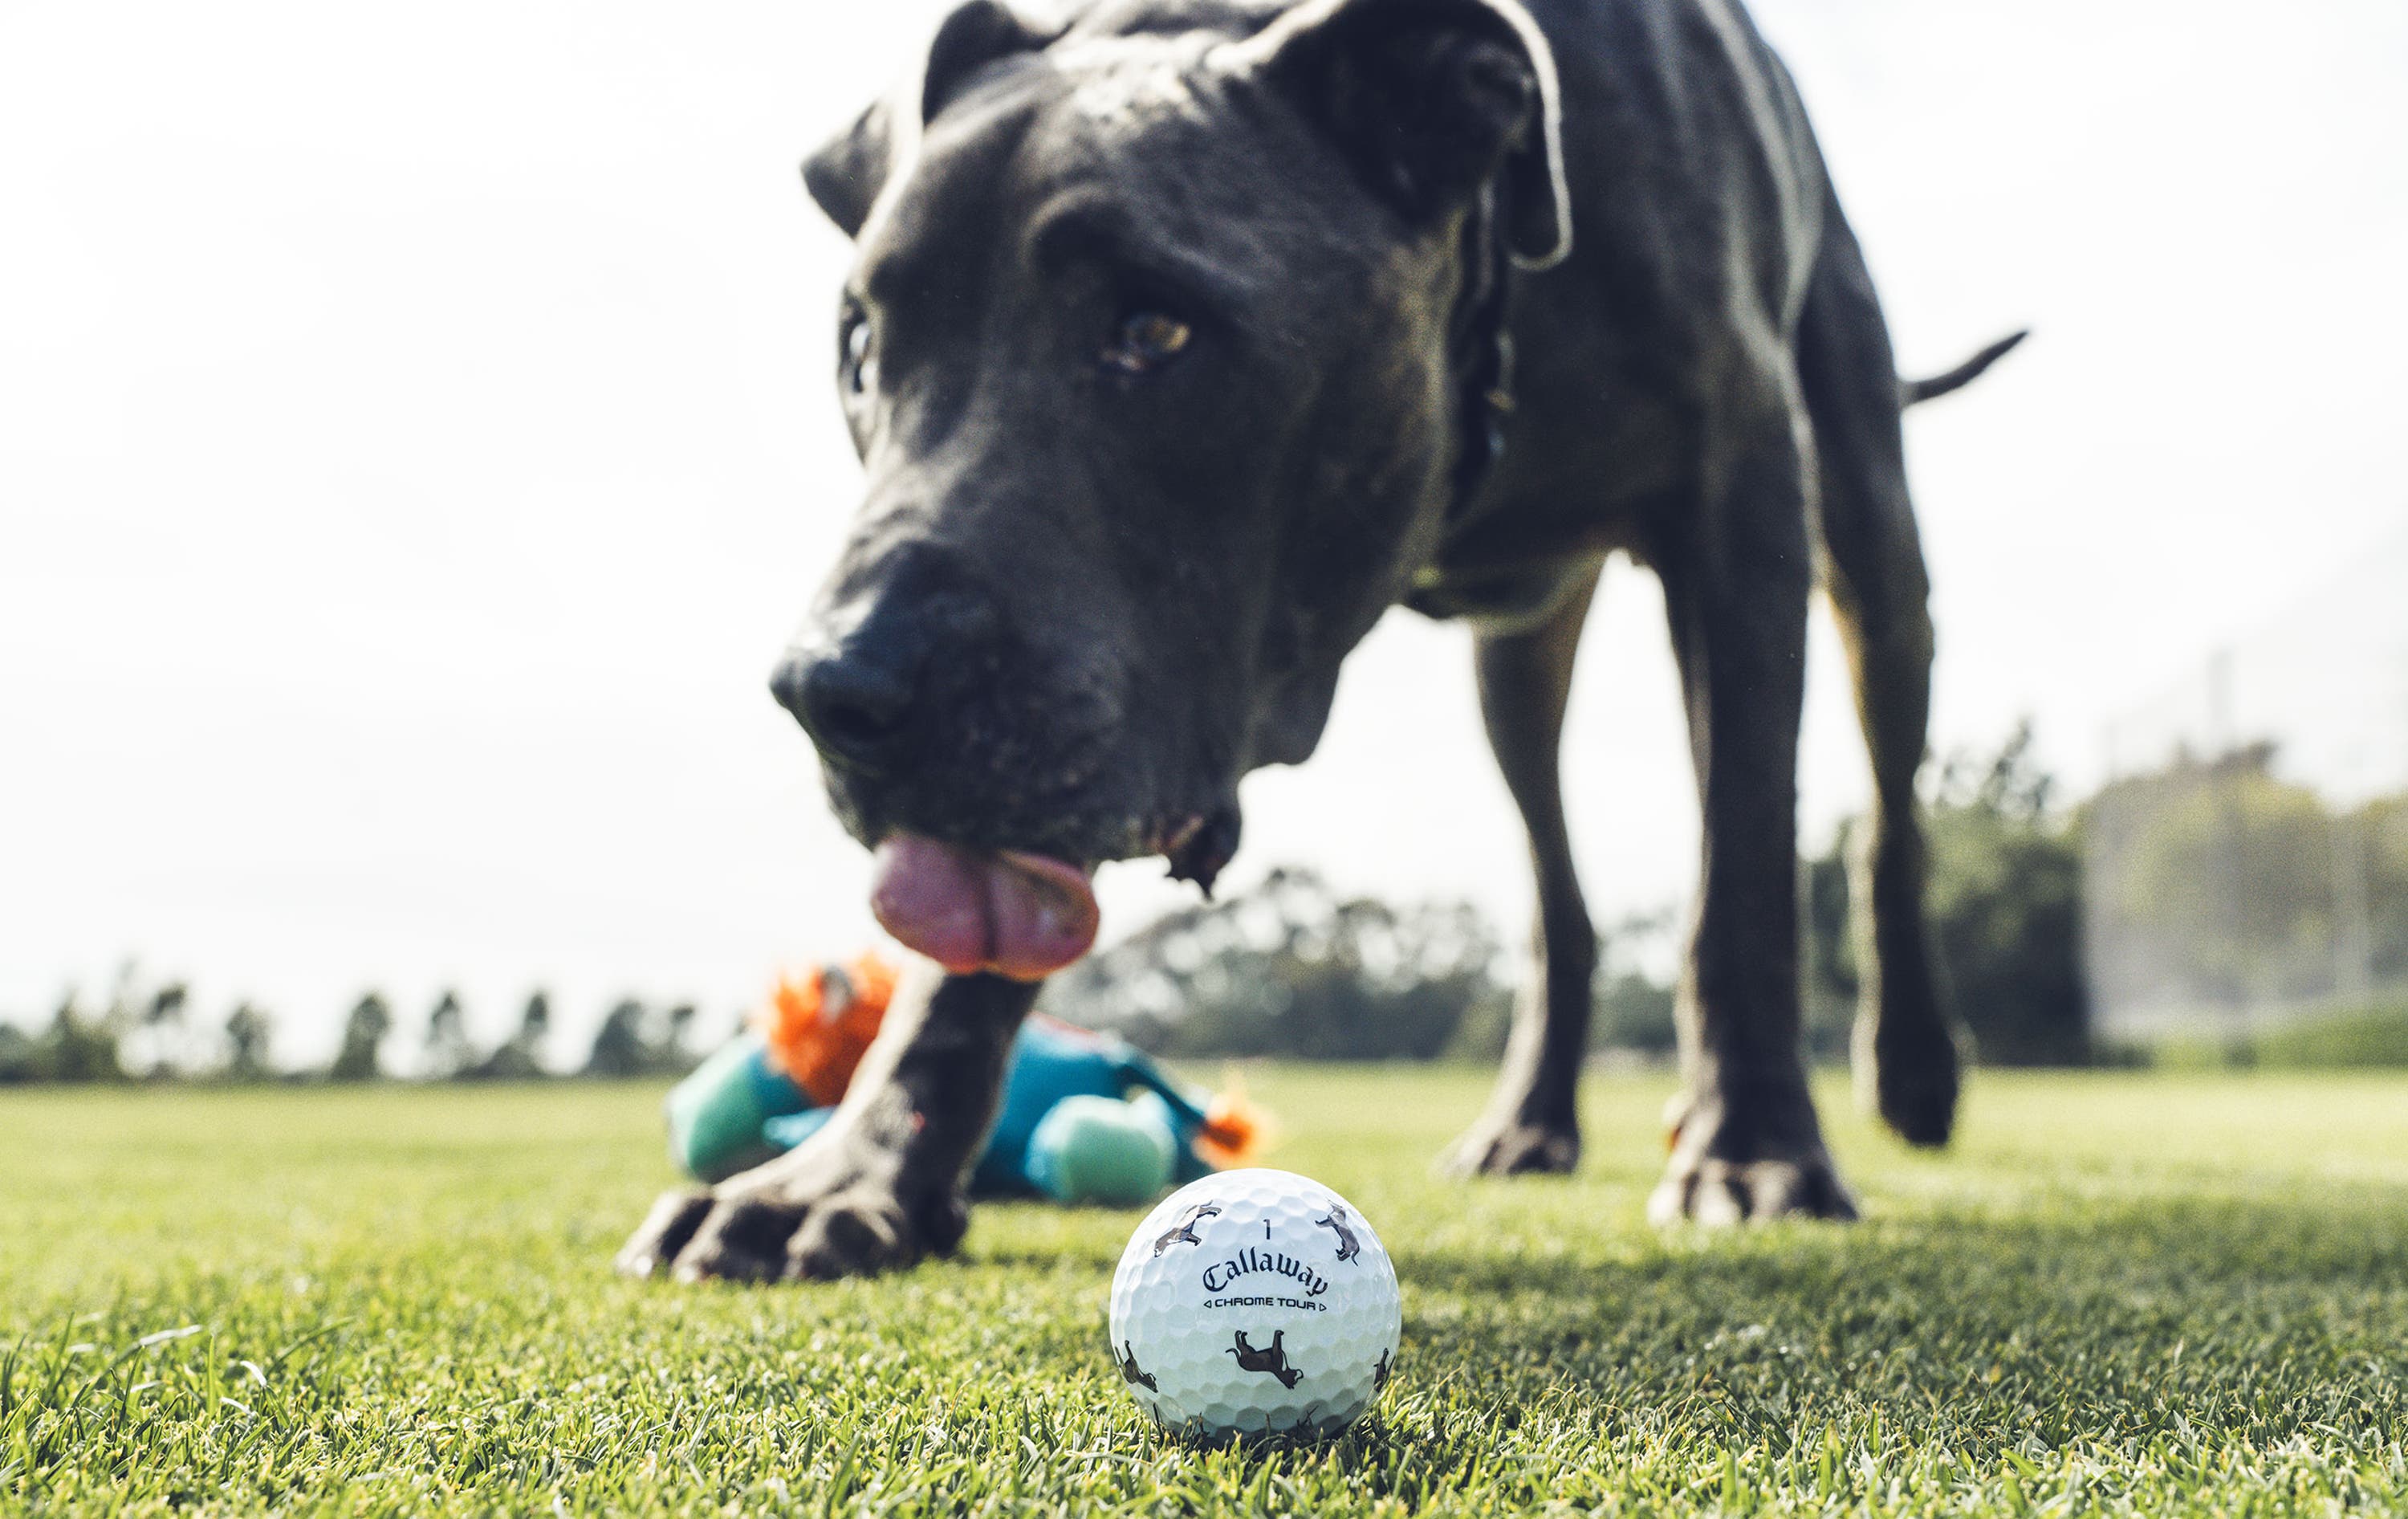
top-left (1108, 1167), bottom-right (1401, 1440)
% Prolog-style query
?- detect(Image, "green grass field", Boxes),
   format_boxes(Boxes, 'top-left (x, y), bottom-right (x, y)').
top-left (6, 1069), bottom-right (2406, 1515)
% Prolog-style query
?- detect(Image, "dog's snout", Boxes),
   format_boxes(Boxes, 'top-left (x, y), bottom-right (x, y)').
top-left (775, 545), bottom-right (1014, 779)
top-left (774, 645), bottom-right (917, 773)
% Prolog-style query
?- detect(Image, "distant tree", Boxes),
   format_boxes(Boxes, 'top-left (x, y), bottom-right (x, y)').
top-left (423, 990), bottom-right (474, 1080)
top-left (519, 992), bottom-right (551, 1051)
top-left (223, 1002), bottom-right (276, 1081)
top-left (43, 992), bottom-right (127, 1083)
top-left (101, 960), bottom-right (141, 1029)
top-left (330, 993), bottom-right (393, 1081)
top-left (131, 982), bottom-right (189, 1079)
top-left (583, 998), bottom-right (653, 1077)
top-left (1596, 979), bottom-right (1678, 1058)
top-left (1808, 721), bottom-right (2090, 1066)
top-left (1592, 910), bottom-right (1679, 1057)
top-left (662, 1003), bottom-right (698, 1067)
top-left (1929, 754), bottom-right (2090, 1065)
top-left (1048, 869), bottom-right (1510, 1061)
top-left (469, 991), bottom-right (552, 1080)
top-left (580, 997), bottom-right (705, 1078)
top-left (0, 1020), bottom-right (50, 1084)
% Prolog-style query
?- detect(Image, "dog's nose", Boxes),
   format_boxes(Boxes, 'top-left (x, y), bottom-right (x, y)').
top-left (772, 645), bottom-right (916, 772)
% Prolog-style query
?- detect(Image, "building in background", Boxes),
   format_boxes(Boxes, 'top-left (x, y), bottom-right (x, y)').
top-left (2085, 531), bottom-right (2408, 1040)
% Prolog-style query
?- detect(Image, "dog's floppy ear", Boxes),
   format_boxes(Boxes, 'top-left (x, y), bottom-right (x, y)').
top-left (918, 0), bottom-right (1064, 120)
top-left (1242, 0), bottom-right (1571, 269)
top-left (803, 1), bottom-right (1064, 239)
top-left (803, 100), bottom-right (897, 239)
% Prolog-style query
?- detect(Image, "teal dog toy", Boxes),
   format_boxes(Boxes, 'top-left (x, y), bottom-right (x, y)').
top-left (665, 959), bottom-right (1262, 1207)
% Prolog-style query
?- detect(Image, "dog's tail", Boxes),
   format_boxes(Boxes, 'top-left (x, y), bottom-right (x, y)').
top-left (1900, 329), bottom-right (2028, 407)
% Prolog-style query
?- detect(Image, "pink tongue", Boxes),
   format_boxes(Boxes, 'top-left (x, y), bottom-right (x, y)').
top-left (868, 831), bottom-right (1099, 981)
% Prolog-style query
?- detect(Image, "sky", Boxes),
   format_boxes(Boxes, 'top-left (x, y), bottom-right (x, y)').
top-left (2, 0), bottom-right (2402, 1065)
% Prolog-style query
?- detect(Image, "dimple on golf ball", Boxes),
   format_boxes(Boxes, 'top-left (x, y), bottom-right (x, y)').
top-left (1108, 1168), bottom-right (1401, 1440)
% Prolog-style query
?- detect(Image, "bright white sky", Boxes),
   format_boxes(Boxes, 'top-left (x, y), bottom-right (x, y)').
top-left (2, 0), bottom-right (2402, 1064)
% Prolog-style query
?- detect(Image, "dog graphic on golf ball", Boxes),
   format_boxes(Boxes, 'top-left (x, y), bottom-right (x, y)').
top-left (1226, 1330), bottom-right (1304, 1389)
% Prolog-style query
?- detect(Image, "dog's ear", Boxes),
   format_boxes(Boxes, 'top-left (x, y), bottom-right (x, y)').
top-left (803, 1), bottom-right (1064, 239)
top-left (919, 0), bottom-right (1064, 121)
top-left (1242, 0), bottom-right (1571, 269)
top-left (803, 100), bottom-right (896, 239)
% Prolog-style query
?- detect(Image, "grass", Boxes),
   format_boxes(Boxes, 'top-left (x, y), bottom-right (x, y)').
top-left (4, 1069), bottom-right (2406, 1516)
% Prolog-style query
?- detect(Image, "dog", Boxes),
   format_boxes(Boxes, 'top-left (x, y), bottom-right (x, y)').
top-left (1227, 1329), bottom-right (1304, 1388)
top-left (616, 0), bottom-right (2020, 1284)
top-left (1153, 1200), bottom-right (1222, 1253)
top-left (1314, 1204), bottom-right (1361, 1262)
top-left (1119, 1340), bottom-right (1160, 1390)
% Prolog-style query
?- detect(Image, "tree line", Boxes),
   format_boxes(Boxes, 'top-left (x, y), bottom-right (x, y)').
top-left (1052, 723), bottom-right (2398, 1069)
top-left (11, 726), bottom-right (2396, 1084)
top-left (0, 976), bottom-right (708, 1086)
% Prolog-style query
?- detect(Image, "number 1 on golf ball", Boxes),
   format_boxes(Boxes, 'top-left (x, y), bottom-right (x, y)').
top-left (1109, 1168), bottom-right (1401, 1440)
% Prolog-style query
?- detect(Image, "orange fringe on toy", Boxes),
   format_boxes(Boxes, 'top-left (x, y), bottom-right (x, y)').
top-left (1194, 1073), bottom-right (1272, 1170)
top-left (755, 952), bottom-right (897, 1107)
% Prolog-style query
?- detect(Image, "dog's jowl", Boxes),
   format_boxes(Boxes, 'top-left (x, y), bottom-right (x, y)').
top-left (617, 0), bottom-right (2021, 1283)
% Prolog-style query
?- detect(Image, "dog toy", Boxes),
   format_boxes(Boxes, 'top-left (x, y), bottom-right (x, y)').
top-left (664, 954), bottom-right (1266, 1207)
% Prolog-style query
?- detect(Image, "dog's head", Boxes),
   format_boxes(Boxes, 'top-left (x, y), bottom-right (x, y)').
top-left (775, 0), bottom-right (1569, 979)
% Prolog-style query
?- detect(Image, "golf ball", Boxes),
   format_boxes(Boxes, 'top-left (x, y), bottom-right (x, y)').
top-left (1108, 1168), bottom-right (1401, 1440)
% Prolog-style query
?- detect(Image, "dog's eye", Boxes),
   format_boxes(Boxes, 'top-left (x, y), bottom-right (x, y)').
top-left (840, 309), bottom-right (877, 397)
top-left (1101, 309), bottom-right (1192, 377)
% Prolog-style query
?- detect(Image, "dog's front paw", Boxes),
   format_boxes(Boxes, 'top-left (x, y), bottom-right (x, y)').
top-left (783, 1183), bottom-right (969, 1281)
top-left (615, 1188), bottom-right (717, 1278)
top-left (616, 1132), bottom-right (969, 1284)
top-left (1441, 1114), bottom-right (1580, 1177)
top-left (1646, 1093), bottom-right (1857, 1224)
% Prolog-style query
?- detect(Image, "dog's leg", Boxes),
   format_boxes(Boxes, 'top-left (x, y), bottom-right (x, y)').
top-left (1444, 560), bottom-right (1604, 1177)
top-left (616, 963), bottom-right (1033, 1281)
top-left (1648, 377), bottom-right (1855, 1224)
top-left (1796, 206), bottom-right (1963, 1147)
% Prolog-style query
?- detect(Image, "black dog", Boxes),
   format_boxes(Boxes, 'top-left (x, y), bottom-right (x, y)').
top-left (1153, 1200), bottom-right (1222, 1253)
top-left (1227, 1330), bottom-right (1304, 1388)
top-left (616, 0), bottom-right (2019, 1284)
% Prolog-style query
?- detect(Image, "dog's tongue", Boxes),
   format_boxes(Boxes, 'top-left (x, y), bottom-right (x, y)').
top-left (868, 832), bottom-right (1099, 981)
